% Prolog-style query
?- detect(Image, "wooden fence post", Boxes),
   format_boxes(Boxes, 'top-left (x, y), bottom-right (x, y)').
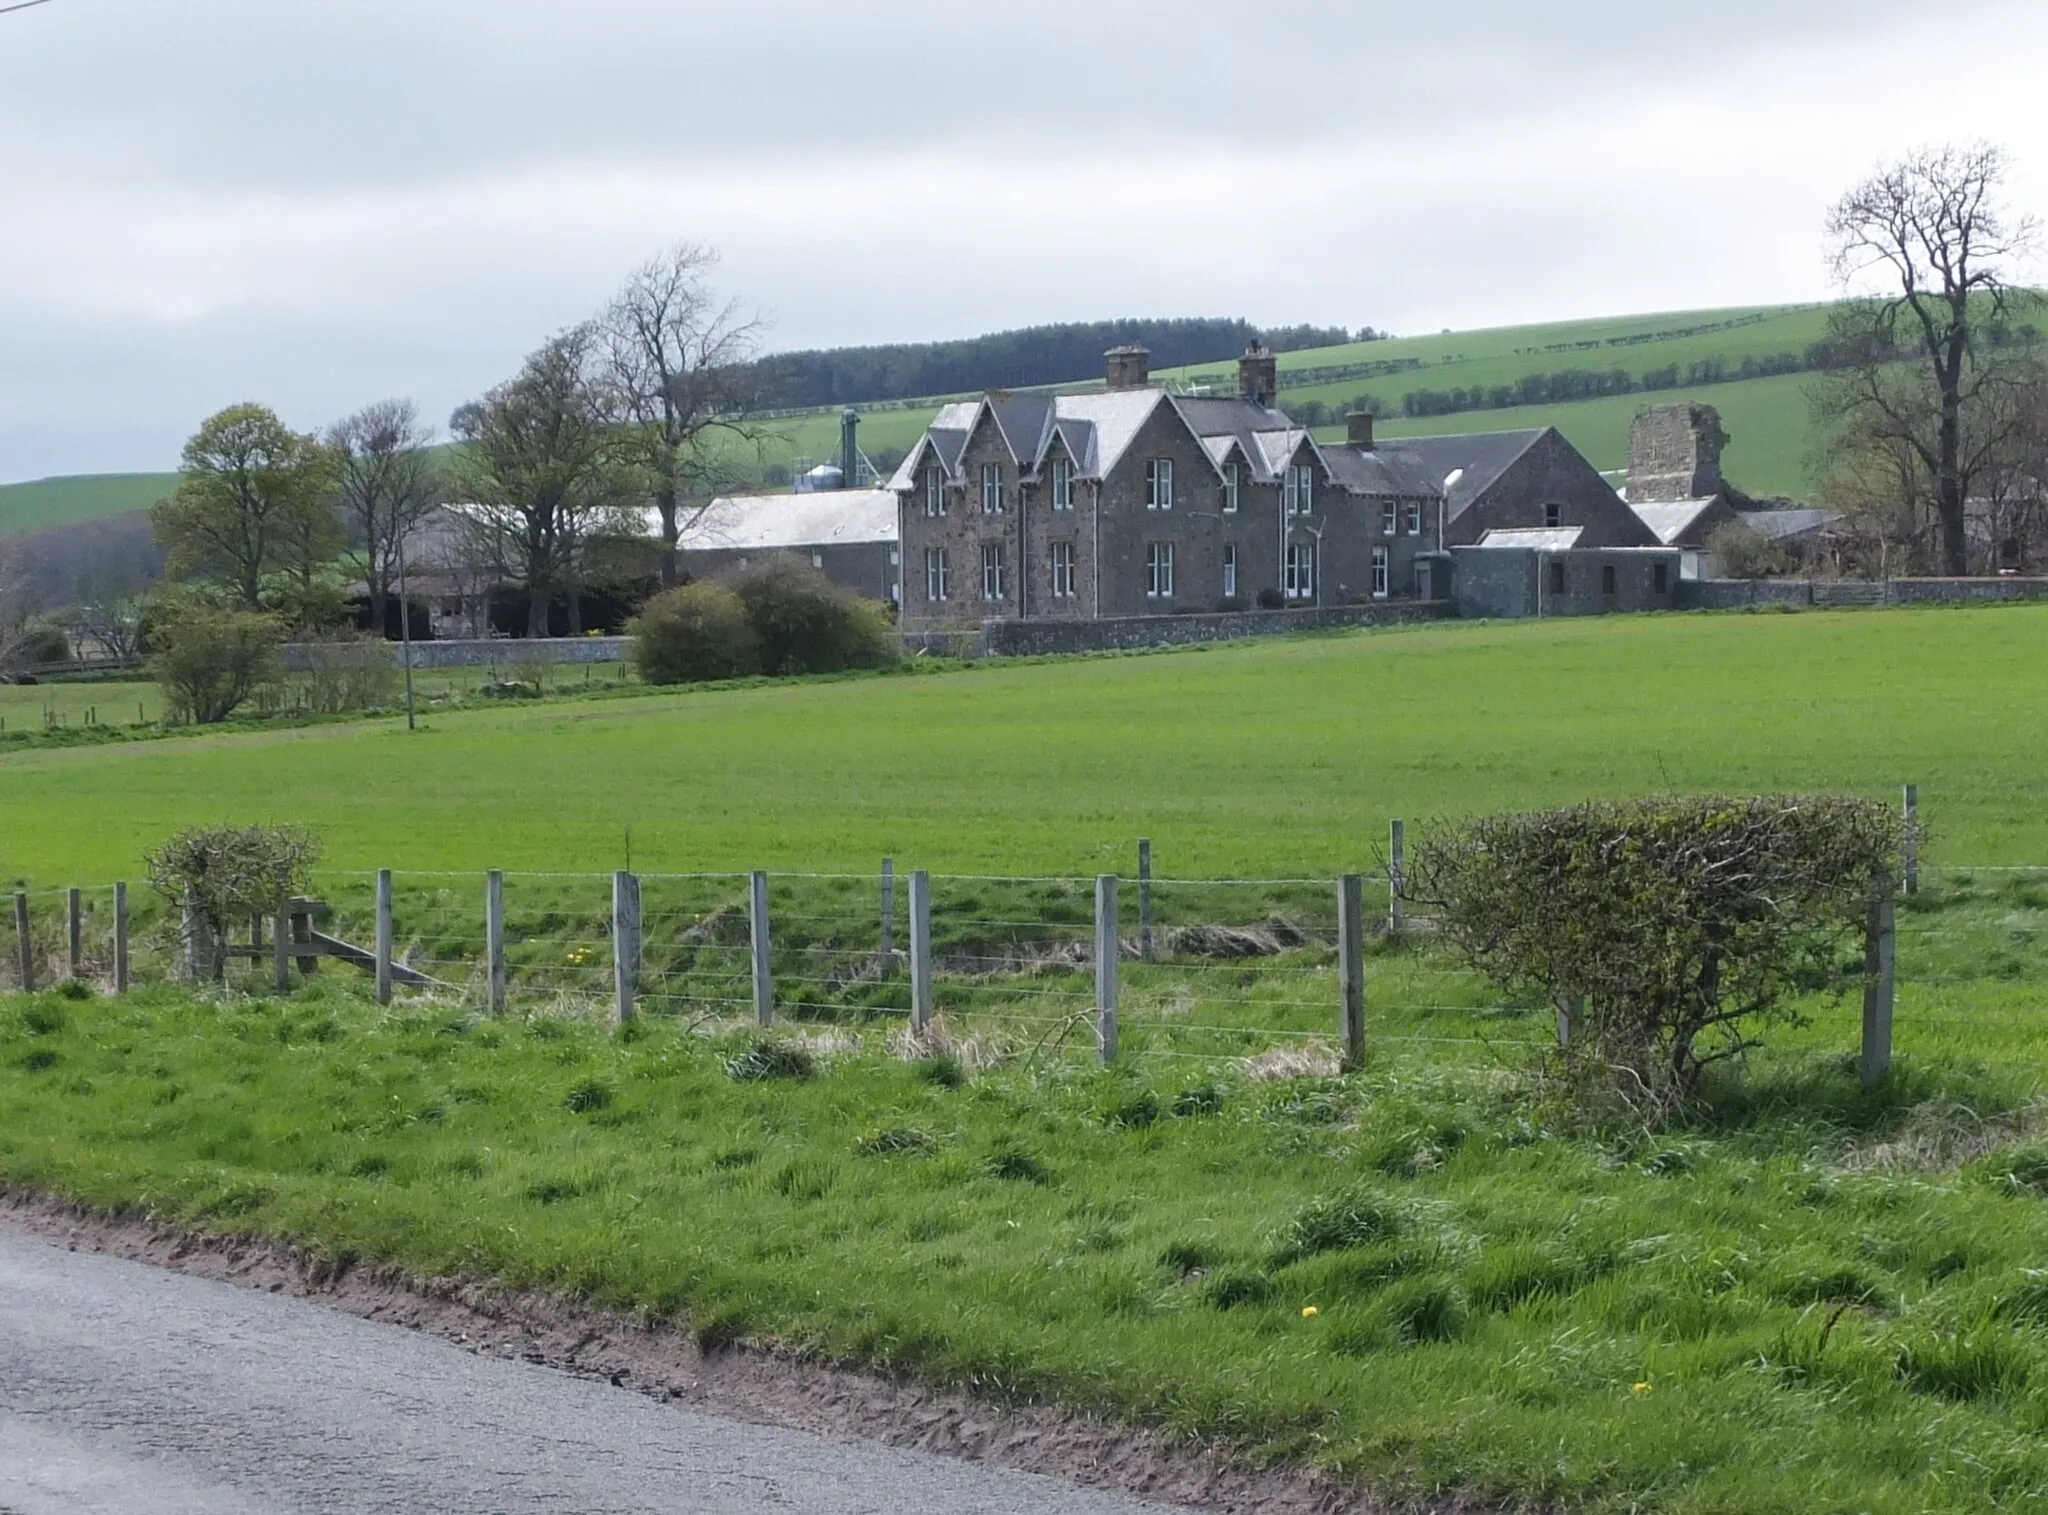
top-left (486, 871), bottom-right (506, 1017)
top-left (1902, 785), bottom-right (1920, 897)
top-left (1095, 875), bottom-right (1120, 1064)
top-left (374, 869), bottom-right (394, 1007)
top-left (1388, 820), bottom-right (1407, 935)
top-left (272, 883), bottom-right (291, 994)
top-left (1338, 873), bottom-right (1366, 1070)
top-left (909, 869), bottom-right (934, 1033)
top-left (12, 892), bottom-right (31, 993)
top-left (879, 858), bottom-right (895, 979)
top-left (750, 870), bottom-right (774, 1027)
top-left (181, 889), bottom-right (202, 982)
top-left (66, 887), bottom-right (82, 981)
top-left (1138, 839), bottom-right (1154, 964)
top-left (291, 899), bottom-right (319, 977)
top-left (1557, 996), bottom-right (1581, 1050)
top-left (613, 870), bottom-right (641, 1026)
top-left (1862, 889), bottom-right (1896, 1089)
top-left (113, 883), bottom-right (129, 995)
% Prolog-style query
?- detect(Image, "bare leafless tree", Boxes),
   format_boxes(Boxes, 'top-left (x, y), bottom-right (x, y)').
top-left (600, 244), bottom-right (769, 585)
top-left (453, 327), bottom-right (640, 637)
top-left (0, 543), bottom-right (41, 676)
top-left (330, 399), bottom-right (443, 635)
top-left (1816, 143), bottom-right (2042, 575)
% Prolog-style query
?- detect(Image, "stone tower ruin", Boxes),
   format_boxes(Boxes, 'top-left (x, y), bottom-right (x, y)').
top-left (1628, 403), bottom-right (1728, 503)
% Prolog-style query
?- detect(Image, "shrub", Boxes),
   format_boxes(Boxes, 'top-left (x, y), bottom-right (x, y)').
top-left (628, 583), bottom-right (761, 685)
top-left (1410, 795), bottom-right (1901, 1108)
top-left (1707, 519), bottom-right (1794, 579)
top-left (143, 824), bottom-right (321, 982)
top-left (1255, 586), bottom-right (1286, 611)
top-left (146, 598), bottom-right (284, 724)
top-left (724, 555), bottom-right (898, 676)
top-left (1276, 1184), bottom-right (1406, 1263)
top-left (298, 633), bottom-right (400, 713)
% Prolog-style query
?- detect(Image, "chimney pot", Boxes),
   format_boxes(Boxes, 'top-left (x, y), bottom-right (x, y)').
top-left (1104, 345), bottom-right (1152, 391)
top-left (1347, 411), bottom-right (1377, 450)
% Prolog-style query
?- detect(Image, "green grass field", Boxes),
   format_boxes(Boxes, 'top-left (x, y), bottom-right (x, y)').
top-left (0, 472), bottom-right (177, 535)
top-left (9, 608), bottom-right (2048, 1513)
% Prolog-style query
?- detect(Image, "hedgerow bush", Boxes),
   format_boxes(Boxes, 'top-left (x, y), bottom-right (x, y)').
top-left (723, 555), bottom-right (897, 677)
top-left (628, 583), bottom-right (760, 685)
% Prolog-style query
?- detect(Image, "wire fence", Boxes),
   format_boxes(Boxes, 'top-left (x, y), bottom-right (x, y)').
top-left (9, 851), bottom-right (2048, 1074)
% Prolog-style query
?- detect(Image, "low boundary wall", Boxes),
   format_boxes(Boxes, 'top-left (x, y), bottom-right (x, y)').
top-left (281, 638), bottom-right (633, 672)
top-left (1677, 578), bottom-right (2048, 611)
top-left (974, 602), bottom-right (1452, 657)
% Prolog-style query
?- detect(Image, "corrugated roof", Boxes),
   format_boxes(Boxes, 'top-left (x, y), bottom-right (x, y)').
top-left (1744, 508), bottom-right (1840, 541)
top-left (666, 489), bottom-right (898, 553)
top-left (1476, 527), bottom-right (1584, 551)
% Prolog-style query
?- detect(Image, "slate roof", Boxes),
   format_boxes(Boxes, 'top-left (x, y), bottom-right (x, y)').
top-left (1389, 430), bottom-right (1550, 522)
top-left (1631, 499), bottom-right (1726, 546)
top-left (1324, 444), bottom-right (1441, 498)
top-left (1743, 508), bottom-right (1840, 541)
top-left (662, 490), bottom-right (899, 553)
top-left (1475, 527), bottom-right (1585, 551)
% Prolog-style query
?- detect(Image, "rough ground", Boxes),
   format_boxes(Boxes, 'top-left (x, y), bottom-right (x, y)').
top-left (0, 1190), bottom-right (1450, 1515)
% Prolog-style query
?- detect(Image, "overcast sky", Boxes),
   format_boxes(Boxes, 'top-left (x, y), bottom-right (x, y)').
top-left (2, 0), bottom-right (2044, 482)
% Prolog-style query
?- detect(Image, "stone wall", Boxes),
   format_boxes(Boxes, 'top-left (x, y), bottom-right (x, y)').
top-left (977, 602), bottom-right (1450, 657)
top-left (1451, 547), bottom-right (1680, 619)
top-left (281, 637), bottom-right (633, 672)
top-left (1675, 578), bottom-right (2048, 611)
top-left (1628, 403), bottom-right (1726, 503)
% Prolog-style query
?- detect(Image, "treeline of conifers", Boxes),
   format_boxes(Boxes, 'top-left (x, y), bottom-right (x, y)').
top-left (740, 318), bottom-right (1379, 409)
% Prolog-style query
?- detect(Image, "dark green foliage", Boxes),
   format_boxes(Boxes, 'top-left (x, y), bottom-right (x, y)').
top-left (916, 1056), bottom-right (966, 1089)
top-left (724, 1038), bottom-right (818, 1083)
top-left (146, 599), bottom-right (285, 725)
top-left (1765, 1261), bottom-right (1896, 1310)
top-left (524, 1175), bottom-right (588, 1205)
top-left (1159, 1242), bottom-right (1214, 1277)
top-left (627, 583), bottom-right (761, 686)
top-left (1986, 1141), bottom-right (2048, 1196)
top-left (722, 556), bottom-right (897, 678)
top-left (1171, 1081), bottom-right (1225, 1118)
top-left (19, 1002), bottom-right (67, 1036)
top-left (56, 979), bottom-right (94, 1003)
top-left (143, 824), bottom-right (320, 982)
top-left (1205, 1269), bottom-right (1277, 1311)
top-left (1276, 1184), bottom-right (1405, 1264)
top-left (1466, 1245), bottom-right (1588, 1312)
top-left (1379, 1278), bottom-right (1470, 1344)
top-left (1894, 1326), bottom-right (2029, 1401)
top-left (562, 1078), bottom-right (613, 1114)
top-left (1411, 795), bottom-right (1902, 1107)
top-left (1101, 1088), bottom-right (1161, 1130)
top-left (1993, 1273), bottom-right (2048, 1326)
top-left (858, 1126), bottom-right (937, 1157)
top-left (983, 1147), bottom-right (1051, 1185)
top-left (16, 1047), bottom-right (59, 1072)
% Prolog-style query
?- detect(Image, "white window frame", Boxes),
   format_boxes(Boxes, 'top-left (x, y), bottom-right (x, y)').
top-left (1371, 546), bottom-right (1390, 600)
top-left (1146, 541), bottom-right (1175, 598)
top-left (1285, 463), bottom-right (1314, 516)
top-left (925, 547), bottom-right (950, 602)
top-left (1223, 543), bottom-right (1238, 599)
top-left (981, 462), bottom-right (1004, 514)
top-left (1146, 458), bottom-right (1174, 511)
top-left (981, 543), bottom-right (1006, 601)
top-left (1051, 457), bottom-right (1074, 511)
top-left (1051, 541), bottom-right (1076, 598)
top-left (1405, 499), bottom-right (1422, 535)
top-left (1381, 499), bottom-right (1397, 535)
top-left (1222, 461), bottom-right (1239, 513)
top-left (926, 467), bottom-right (946, 517)
top-left (1285, 543), bottom-right (1316, 601)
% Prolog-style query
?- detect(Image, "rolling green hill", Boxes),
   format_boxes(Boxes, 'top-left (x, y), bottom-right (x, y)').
top-left (0, 303), bottom-right (1837, 541)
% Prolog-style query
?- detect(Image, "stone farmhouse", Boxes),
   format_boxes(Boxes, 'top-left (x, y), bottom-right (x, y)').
top-left (888, 345), bottom-right (1678, 628)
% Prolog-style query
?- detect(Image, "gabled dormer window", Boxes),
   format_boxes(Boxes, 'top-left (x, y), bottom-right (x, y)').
top-left (1285, 464), bottom-right (1315, 516)
top-left (981, 462), bottom-right (1004, 514)
top-left (925, 467), bottom-right (946, 517)
top-left (1051, 457), bottom-right (1074, 511)
top-left (1223, 461), bottom-right (1239, 513)
top-left (1145, 459), bottom-right (1174, 511)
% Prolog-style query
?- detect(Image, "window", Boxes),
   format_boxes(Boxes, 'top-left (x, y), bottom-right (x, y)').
top-left (925, 467), bottom-right (946, 517)
top-left (1051, 541), bottom-right (1076, 598)
top-left (1286, 543), bottom-right (1316, 600)
top-left (1051, 457), bottom-right (1074, 511)
top-left (925, 548), bottom-right (950, 602)
top-left (1405, 499), bottom-right (1422, 536)
top-left (1223, 544), bottom-right (1238, 599)
top-left (1222, 462), bottom-right (1240, 513)
top-left (1371, 546), bottom-right (1390, 600)
top-left (1544, 502), bottom-right (1562, 529)
top-left (1381, 499), bottom-right (1397, 535)
top-left (1146, 541), bottom-right (1175, 598)
top-left (1548, 560), bottom-right (1566, 596)
top-left (981, 462), bottom-right (1004, 514)
top-left (811, 551), bottom-right (824, 569)
top-left (1601, 564), bottom-right (1617, 597)
top-left (1146, 458), bottom-right (1174, 511)
top-left (981, 543), bottom-right (1006, 601)
top-left (1653, 562), bottom-right (1670, 594)
top-left (1285, 463), bottom-right (1314, 515)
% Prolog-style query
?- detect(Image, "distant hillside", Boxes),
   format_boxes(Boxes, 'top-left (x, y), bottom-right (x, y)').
top-left (0, 472), bottom-right (177, 537)
top-left (743, 317), bottom-right (1361, 409)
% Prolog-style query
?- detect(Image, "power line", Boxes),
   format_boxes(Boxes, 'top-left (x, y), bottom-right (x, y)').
top-left (0, 0), bottom-right (55, 14)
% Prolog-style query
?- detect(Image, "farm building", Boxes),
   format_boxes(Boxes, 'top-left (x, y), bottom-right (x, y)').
top-left (666, 489), bottom-right (899, 603)
top-left (1622, 403), bottom-right (1740, 578)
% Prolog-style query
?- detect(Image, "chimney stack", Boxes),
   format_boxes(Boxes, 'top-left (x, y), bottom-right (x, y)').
top-left (1104, 345), bottom-right (1152, 391)
top-left (1346, 411), bottom-right (1377, 450)
top-left (1238, 343), bottom-right (1278, 408)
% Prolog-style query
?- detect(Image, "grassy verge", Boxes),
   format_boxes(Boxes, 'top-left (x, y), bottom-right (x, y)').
top-left (7, 870), bottom-right (2048, 1514)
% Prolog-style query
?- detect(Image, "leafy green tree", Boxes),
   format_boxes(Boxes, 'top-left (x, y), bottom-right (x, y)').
top-left (147, 596), bottom-right (283, 724)
top-left (628, 583), bottom-right (761, 684)
top-left (724, 555), bottom-right (898, 676)
top-left (144, 824), bottom-right (320, 982)
top-left (150, 404), bottom-right (342, 607)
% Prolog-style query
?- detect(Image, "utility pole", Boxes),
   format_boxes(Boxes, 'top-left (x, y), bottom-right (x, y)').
top-left (396, 526), bottom-right (418, 731)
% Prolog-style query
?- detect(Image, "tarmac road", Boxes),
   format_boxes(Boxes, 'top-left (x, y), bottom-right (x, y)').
top-left (0, 1226), bottom-right (1196, 1515)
